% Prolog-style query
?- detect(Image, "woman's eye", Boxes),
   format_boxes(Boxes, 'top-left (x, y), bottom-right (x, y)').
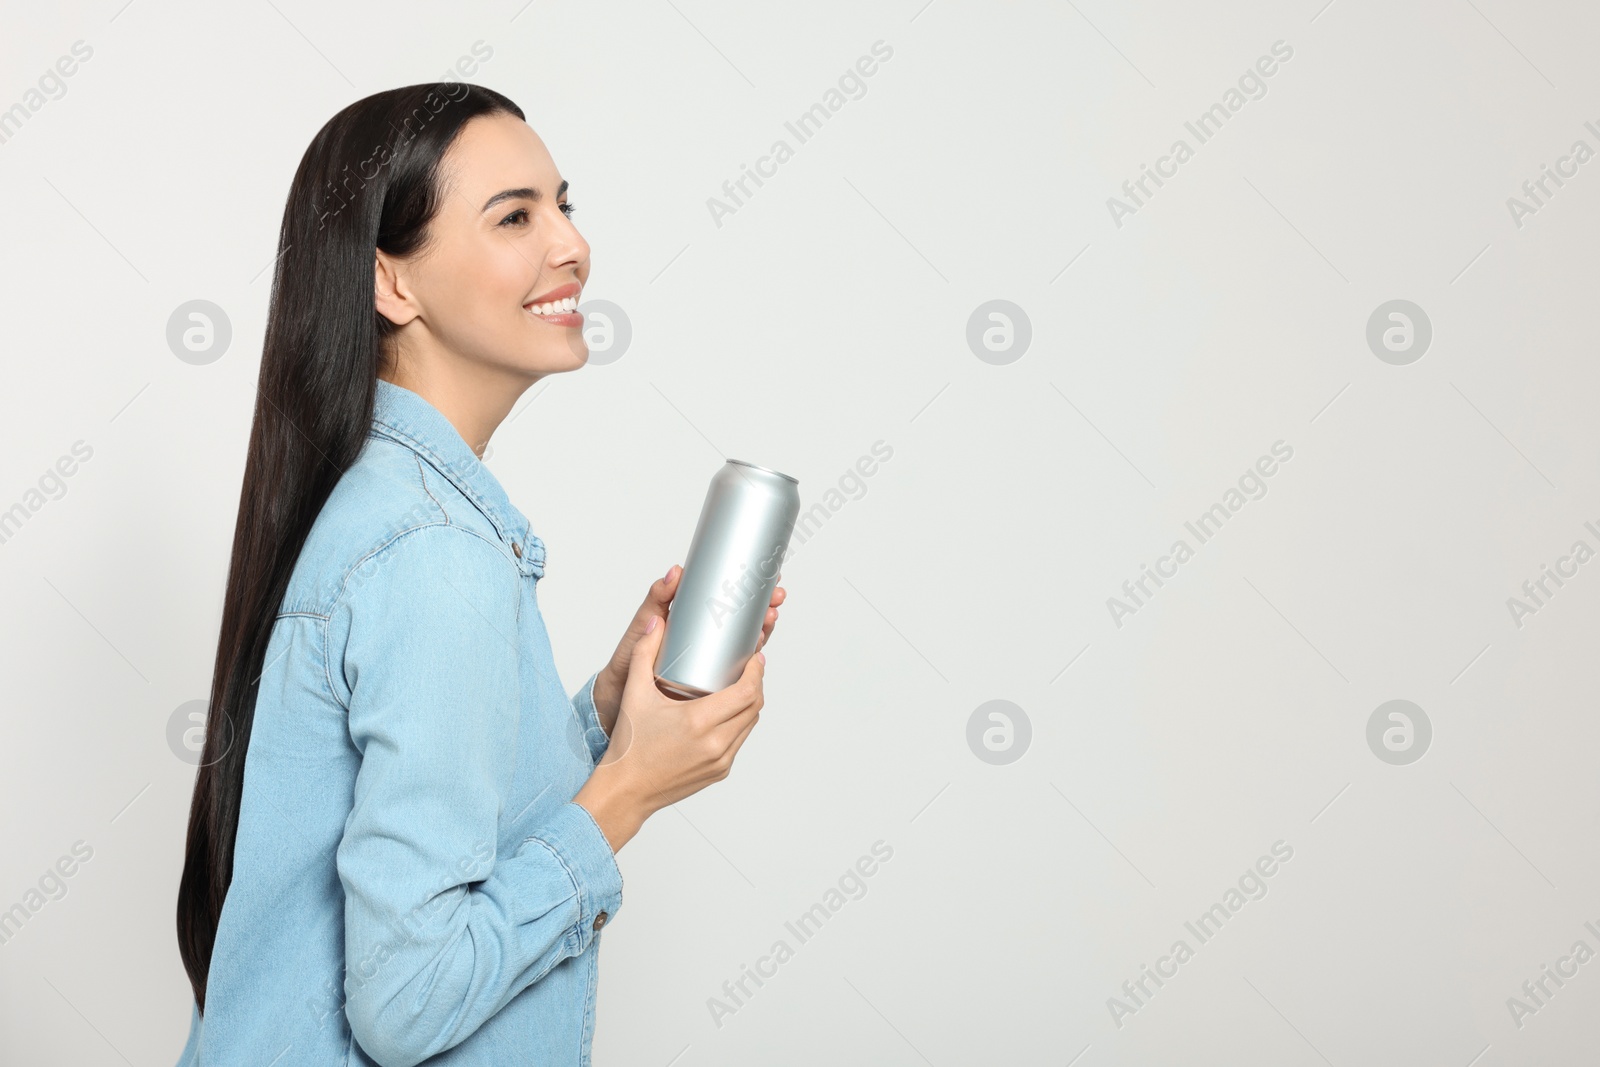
top-left (498, 204), bottom-right (576, 226)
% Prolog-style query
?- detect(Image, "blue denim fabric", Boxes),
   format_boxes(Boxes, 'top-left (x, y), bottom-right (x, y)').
top-left (175, 378), bottom-right (622, 1066)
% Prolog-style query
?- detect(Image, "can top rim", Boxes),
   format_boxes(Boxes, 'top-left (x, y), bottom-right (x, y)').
top-left (727, 458), bottom-right (798, 484)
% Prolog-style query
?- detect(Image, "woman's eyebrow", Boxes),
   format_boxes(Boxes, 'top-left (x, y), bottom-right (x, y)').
top-left (481, 179), bottom-right (569, 213)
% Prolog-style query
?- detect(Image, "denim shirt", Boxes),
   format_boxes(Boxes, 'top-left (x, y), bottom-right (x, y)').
top-left (175, 378), bottom-right (623, 1067)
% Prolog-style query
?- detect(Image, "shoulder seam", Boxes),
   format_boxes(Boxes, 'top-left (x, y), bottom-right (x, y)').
top-left (322, 613), bottom-right (343, 711)
top-left (333, 522), bottom-right (514, 612)
top-left (323, 523), bottom-right (521, 710)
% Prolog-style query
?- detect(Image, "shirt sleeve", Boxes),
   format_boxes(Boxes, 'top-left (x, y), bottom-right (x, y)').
top-left (329, 523), bottom-right (623, 1067)
top-left (570, 669), bottom-right (612, 766)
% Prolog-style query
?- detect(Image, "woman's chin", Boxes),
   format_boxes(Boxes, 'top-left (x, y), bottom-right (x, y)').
top-left (554, 333), bottom-right (590, 365)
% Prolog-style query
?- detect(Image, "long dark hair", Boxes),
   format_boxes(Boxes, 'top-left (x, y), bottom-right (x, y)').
top-left (176, 82), bottom-right (525, 1012)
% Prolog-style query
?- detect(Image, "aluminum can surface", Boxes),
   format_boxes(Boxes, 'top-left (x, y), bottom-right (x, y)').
top-left (654, 459), bottom-right (800, 698)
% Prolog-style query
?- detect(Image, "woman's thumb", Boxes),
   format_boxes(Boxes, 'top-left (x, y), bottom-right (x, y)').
top-left (627, 614), bottom-right (668, 687)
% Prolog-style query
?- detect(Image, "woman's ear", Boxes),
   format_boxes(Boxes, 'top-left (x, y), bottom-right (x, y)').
top-left (374, 250), bottom-right (420, 327)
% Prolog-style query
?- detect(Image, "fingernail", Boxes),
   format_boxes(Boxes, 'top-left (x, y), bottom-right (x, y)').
top-left (665, 564), bottom-right (676, 582)
top-left (646, 615), bottom-right (659, 634)
top-left (757, 651), bottom-right (766, 664)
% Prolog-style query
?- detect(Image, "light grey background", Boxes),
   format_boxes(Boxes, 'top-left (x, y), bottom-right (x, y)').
top-left (2, 0), bottom-right (1597, 1063)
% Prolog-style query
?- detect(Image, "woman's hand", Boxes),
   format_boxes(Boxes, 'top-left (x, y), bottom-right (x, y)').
top-left (574, 613), bottom-right (766, 852)
top-left (591, 564), bottom-right (785, 735)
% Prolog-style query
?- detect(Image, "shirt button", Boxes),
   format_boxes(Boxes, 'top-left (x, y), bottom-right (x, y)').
top-left (511, 541), bottom-right (523, 558)
top-left (593, 911), bottom-right (608, 930)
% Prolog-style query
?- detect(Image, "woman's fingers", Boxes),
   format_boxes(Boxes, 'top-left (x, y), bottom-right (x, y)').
top-left (756, 606), bottom-right (779, 648)
top-left (715, 700), bottom-right (763, 771)
top-left (693, 646), bottom-right (764, 727)
top-left (624, 615), bottom-right (666, 692)
top-left (648, 564), bottom-right (681, 606)
top-left (753, 585), bottom-right (785, 651)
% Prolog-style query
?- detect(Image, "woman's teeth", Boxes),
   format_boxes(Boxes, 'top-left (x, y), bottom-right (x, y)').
top-left (528, 297), bottom-right (578, 315)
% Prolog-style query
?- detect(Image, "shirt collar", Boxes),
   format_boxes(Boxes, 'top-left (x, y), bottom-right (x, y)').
top-left (368, 377), bottom-right (546, 577)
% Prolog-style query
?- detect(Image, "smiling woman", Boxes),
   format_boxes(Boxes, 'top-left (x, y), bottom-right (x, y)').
top-left (172, 83), bottom-right (781, 1066)
top-left (368, 109), bottom-right (596, 452)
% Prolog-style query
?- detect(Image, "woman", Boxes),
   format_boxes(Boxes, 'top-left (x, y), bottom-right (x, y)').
top-left (173, 82), bottom-right (782, 1066)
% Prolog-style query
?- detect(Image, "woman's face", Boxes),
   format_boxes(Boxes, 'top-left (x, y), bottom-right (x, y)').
top-left (376, 111), bottom-right (591, 382)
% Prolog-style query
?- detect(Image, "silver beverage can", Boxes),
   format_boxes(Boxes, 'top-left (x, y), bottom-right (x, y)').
top-left (654, 459), bottom-right (801, 698)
